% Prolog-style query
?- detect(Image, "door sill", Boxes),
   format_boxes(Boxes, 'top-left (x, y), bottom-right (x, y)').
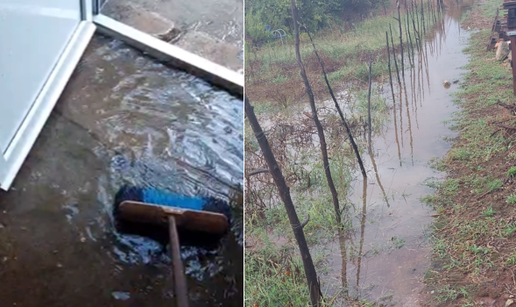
top-left (92, 14), bottom-right (243, 97)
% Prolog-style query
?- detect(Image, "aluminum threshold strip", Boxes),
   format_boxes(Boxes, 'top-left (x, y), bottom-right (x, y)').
top-left (0, 22), bottom-right (96, 190)
top-left (93, 14), bottom-right (243, 98)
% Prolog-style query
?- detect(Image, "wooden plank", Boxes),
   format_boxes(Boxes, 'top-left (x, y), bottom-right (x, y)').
top-left (488, 8), bottom-right (500, 50)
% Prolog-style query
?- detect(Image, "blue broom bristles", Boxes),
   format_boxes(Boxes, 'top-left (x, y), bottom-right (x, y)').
top-left (142, 188), bottom-right (206, 211)
top-left (114, 185), bottom-right (232, 221)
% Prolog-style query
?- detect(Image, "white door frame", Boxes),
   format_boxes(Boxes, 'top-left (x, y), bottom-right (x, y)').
top-left (0, 0), bottom-right (243, 191)
top-left (0, 0), bottom-right (96, 190)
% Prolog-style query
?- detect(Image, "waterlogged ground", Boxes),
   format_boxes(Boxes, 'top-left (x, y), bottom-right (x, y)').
top-left (320, 13), bottom-right (472, 304)
top-left (246, 2), bottom-right (475, 306)
top-left (0, 36), bottom-right (243, 306)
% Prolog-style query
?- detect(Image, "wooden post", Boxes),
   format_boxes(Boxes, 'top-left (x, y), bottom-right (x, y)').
top-left (510, 36), bottom-right (516, 95)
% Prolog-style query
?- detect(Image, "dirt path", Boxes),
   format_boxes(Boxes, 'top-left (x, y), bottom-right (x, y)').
top-left (422, 0), bottom-right (516, 305)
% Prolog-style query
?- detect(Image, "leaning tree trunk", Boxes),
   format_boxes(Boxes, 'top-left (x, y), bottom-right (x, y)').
top-left (289, 0), bottom-right (342, 223)
top-left (245, 97), bottom-right (322, 306)
top-left (302, 24), bottom-right (367, 179)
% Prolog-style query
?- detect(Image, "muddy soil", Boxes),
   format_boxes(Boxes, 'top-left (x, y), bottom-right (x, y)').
top-left (317, 4), bottom-right (475, 305)
top-left (420, 1), bottom-right (516, 305)
top-left (0, 36), bottom-right (242, 306)
top-left (246, 1), bottom-right (477, 306)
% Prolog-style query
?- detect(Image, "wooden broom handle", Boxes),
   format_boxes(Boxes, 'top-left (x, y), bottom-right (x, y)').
top-left (168, 216), bottom-right (189, 307)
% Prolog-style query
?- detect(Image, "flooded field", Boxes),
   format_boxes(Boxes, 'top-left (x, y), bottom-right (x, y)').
top-left (246, 1), bottom-right (476, 305)
top-left (321, 7), bottom-right (474, 305)
top-left (0, 36), bottom-right (243, 306)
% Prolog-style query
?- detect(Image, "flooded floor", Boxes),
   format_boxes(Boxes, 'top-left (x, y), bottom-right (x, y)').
top-left (320, 4), bottom-right (474, 306)
top-left (0, 35), bottom-right (242, 306)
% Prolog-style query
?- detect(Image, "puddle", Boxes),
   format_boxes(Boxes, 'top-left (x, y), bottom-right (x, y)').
top-left (246, 2), bottom-right (475, 305)
top-left (0, 35), bottom-right (242, 306)
top-left (319, 3), bottom-right (475, 305)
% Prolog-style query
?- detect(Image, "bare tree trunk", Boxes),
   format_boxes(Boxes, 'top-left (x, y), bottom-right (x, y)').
top-left (289, 0), bottom-right (342, 223)
top-left (396, 0), bottom-right (405, 80)
top-left (420, 0), bottom-right (426, 37)
top-left (386, 31), bottom-right (403, 166)
top-left (404, 0), bottom-right (415, 64)
top-left (245, 97), bottom-right (322, 306)
top-left (386, 31), bottom-right (397, 105)
top-left (414, 0), bottom-right (421, 40)
top-left (411, 0), bottom-right (422, 50)
top-left (367, 56), bottom-right (373, 152)
top-left (355, 177), bottom-right (367, 288)
top-left (389, 24), bottom-right (402, 88)
top-left (302, 23), bottom-right (367, 179)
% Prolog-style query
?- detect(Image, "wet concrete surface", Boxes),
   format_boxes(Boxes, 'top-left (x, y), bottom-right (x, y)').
top-left (101, 0), bottom-right (243, 72)
top-left (0, 35), bottom-right (243, 306)
top-left (319, 4), bottom-right (475, 305)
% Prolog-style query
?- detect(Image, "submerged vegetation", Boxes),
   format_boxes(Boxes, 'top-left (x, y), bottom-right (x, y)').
top-left (245, 0), bottom-right (516, 304)
top-left (245, 0), bottom-right (476, 306)
top-left (245, 0), bottom-right (449, 111)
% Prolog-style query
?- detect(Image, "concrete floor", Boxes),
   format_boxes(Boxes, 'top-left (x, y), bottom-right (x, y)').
top-left (0, 33), bottom-right (243, 307)
top-left (101, 0), bottom-right (243, 72)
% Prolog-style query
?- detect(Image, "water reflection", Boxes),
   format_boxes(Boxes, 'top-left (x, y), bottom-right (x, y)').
top-left (322, 1), bottom-right (474, 304)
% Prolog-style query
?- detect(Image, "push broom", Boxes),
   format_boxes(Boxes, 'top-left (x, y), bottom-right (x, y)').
top-left (113, 185), bottom-right (231, 307)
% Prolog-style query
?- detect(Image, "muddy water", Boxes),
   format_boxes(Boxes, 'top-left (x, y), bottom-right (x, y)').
top-left (0, 35), bottom-right (242, 306)
top-left (320, 5), bottom-right (473, 306)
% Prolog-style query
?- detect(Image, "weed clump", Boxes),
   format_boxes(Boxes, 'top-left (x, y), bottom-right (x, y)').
top-left (507, 195), bottom-right (516, 204)
top-left (507, 166), bottom-right (516, 178)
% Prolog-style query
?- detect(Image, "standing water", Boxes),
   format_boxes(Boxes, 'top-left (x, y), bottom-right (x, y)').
top-left (0, 35), bottom-right (242, 306)
top-left (320, 4), bottom-right (474, 306)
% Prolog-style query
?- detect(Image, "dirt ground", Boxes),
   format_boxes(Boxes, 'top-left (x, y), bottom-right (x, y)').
top-left (421, 1), bottom-right (516, 305)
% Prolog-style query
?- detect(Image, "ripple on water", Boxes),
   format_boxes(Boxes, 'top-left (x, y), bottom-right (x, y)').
top-left (78, 38), bottom-right (243, 280)
top-left (111, 291), bottom-right (131, 301)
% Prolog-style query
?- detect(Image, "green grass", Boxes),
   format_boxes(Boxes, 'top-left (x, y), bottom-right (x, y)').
top-left (247, 0), bottom-right (442, 98)
top-left (245, 230), bottom-right (311, 307)
top-left (507, 166), bottom-right (516, 178)
top-left (434, 285), bottom-right (470, 303)
top-left (252, 101), bottom-right (277, 115)
top-left (503, 223), bottom-right (516, 236)
top-left (248, 157), bottom-right (354, 243)
top-left (449, 148), bottom-right (471, 161)
top-left (486, 179), bottom-right (502, 192)
top-left (506, 253), bottom-right (516, 266)
top-left (482, 0), bottom-right (504, 18)
top-left (482, 205), bottom-right (495, 217)
top-left (245, 228), bottom-right (340, 307)
top-left (391, 236), bottom-right (405, 249)
top-left (439, 178), bottom-right (460, 198)
top-left (253, 10), bottom-right (434, 69)
top-left (423, 1), bottom-right (516, 303)
top-left (507, 195), bottom-right (516, 204)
